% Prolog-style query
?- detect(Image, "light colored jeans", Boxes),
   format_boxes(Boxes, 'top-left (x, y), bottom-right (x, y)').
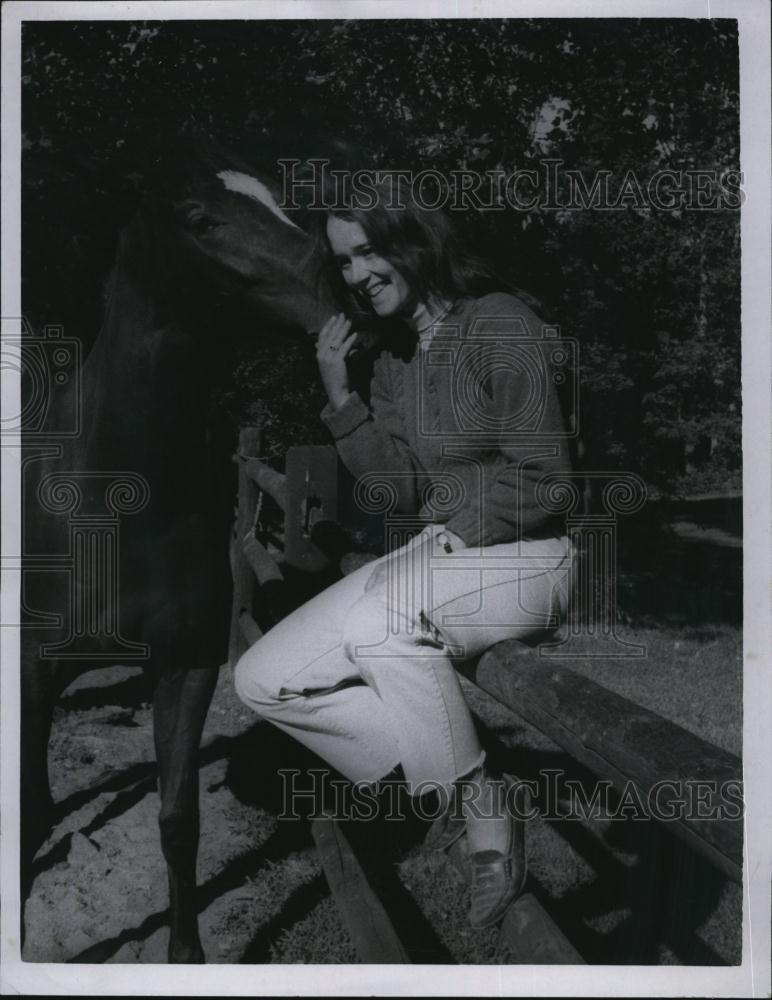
top-left (234, 531), bottom-right (573, 791)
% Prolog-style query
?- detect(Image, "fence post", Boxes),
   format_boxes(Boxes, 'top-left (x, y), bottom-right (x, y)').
top-left (283, 445), bottom-right (338, 573)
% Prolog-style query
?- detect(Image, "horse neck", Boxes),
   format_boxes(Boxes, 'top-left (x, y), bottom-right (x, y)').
top-left (78, 263), bottom-right (211, 473)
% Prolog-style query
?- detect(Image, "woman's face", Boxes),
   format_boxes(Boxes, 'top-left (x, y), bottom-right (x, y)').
top-left (326, 216), bottom-right (413, 318)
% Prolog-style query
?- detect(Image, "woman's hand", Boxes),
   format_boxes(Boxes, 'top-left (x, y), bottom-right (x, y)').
top-left (316, 313), bottom-right (358, 410)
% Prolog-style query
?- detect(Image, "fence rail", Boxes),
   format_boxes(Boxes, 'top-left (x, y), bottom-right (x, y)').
top-left (469, 649), bottom-right (742, 885)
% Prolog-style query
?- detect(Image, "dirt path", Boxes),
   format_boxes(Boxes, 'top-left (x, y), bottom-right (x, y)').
top-left (24, 664), bottom-right (355, 964)
top-left (23, 627), bottom-right (742, 965)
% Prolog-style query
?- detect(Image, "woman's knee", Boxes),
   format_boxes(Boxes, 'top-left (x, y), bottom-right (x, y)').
top-left (343, 591), bottom-right (434, 666)
top-left (233, 640), bottom-right (278, 711)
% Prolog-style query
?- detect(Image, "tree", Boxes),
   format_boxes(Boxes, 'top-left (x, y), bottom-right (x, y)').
top-left (21, 17), bottom-right (741, 494)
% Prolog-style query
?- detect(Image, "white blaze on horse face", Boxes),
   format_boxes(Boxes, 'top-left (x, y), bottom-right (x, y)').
top-left (217, 170), bottom-right (300, 230)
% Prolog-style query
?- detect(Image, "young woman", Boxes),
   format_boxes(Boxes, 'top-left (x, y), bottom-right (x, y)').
top-left (235, 179), bottom-right (573, 928)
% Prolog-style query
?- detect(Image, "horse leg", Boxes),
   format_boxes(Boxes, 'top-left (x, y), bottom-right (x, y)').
top-left (153, 663), bottom-right (219, 964)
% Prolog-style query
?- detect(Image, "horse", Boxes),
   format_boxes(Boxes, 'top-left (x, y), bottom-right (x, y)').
top-left (20, 143), bottom-right (331, 962)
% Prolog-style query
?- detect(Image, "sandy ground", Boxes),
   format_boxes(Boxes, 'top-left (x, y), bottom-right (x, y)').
top-left (22, 622), bottom-right (742, 966)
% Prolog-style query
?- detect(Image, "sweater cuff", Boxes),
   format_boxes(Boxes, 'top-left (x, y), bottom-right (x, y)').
top-left (321, 392), bottom-right (370, 440)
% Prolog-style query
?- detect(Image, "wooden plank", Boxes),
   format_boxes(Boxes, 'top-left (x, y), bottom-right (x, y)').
top-left (242, 534), bottom-right (284, 585)
top-left (311, 816), bottom-right (411, 964)
top-left (228, 426), bottom-right (261, 666)
top-left (499, 894), bottom-right (585, 964)
top-left (242, 458), bottom-right (287, 511)
top-left (284, 446), bottom-right (339, 573)
top-left (471, 644), bottom-right (743, 884)
top-left (238, 609), bottom-right (263, 646)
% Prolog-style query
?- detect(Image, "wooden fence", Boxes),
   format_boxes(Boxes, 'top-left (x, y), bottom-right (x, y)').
top-left (228, 427), bottom-right (743, 964)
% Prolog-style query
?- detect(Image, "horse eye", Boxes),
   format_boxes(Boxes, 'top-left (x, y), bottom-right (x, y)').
top-left (189, 214), bottom-right (220, 236)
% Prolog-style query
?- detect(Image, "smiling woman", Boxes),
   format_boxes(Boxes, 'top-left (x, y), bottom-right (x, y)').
top-left (316, 176), bottom-right (500, 321)
top-left (327, 216), bottom-right (412, 319)
top-left (234, 176), bottom-right (575, 930)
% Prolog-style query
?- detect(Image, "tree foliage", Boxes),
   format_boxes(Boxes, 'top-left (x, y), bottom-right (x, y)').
top-left (22, 17), bottom-right (741, 494)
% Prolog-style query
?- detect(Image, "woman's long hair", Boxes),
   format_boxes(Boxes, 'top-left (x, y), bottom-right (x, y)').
top-left (311, 175), bottom-right (507, 325)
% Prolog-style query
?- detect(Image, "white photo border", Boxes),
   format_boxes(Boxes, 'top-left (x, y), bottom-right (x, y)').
top-left (2, 1), bottom-right (770, 996)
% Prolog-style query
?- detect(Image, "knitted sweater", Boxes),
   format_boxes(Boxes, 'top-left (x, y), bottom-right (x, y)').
top-left (321, 292), bottom-right (572, 547)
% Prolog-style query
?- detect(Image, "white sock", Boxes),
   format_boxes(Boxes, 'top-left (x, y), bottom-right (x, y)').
top-left (459, 771), bottom-right (511, 854)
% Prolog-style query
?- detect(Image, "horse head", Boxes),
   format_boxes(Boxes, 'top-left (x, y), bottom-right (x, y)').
top-left (133, 141), bottom-right (330, 336)
top-left (64, 141), bottom-right (335, 507)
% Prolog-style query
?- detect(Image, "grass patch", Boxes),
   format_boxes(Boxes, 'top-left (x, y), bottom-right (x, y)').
top-left (560, 625), bottom-right (742, 756)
